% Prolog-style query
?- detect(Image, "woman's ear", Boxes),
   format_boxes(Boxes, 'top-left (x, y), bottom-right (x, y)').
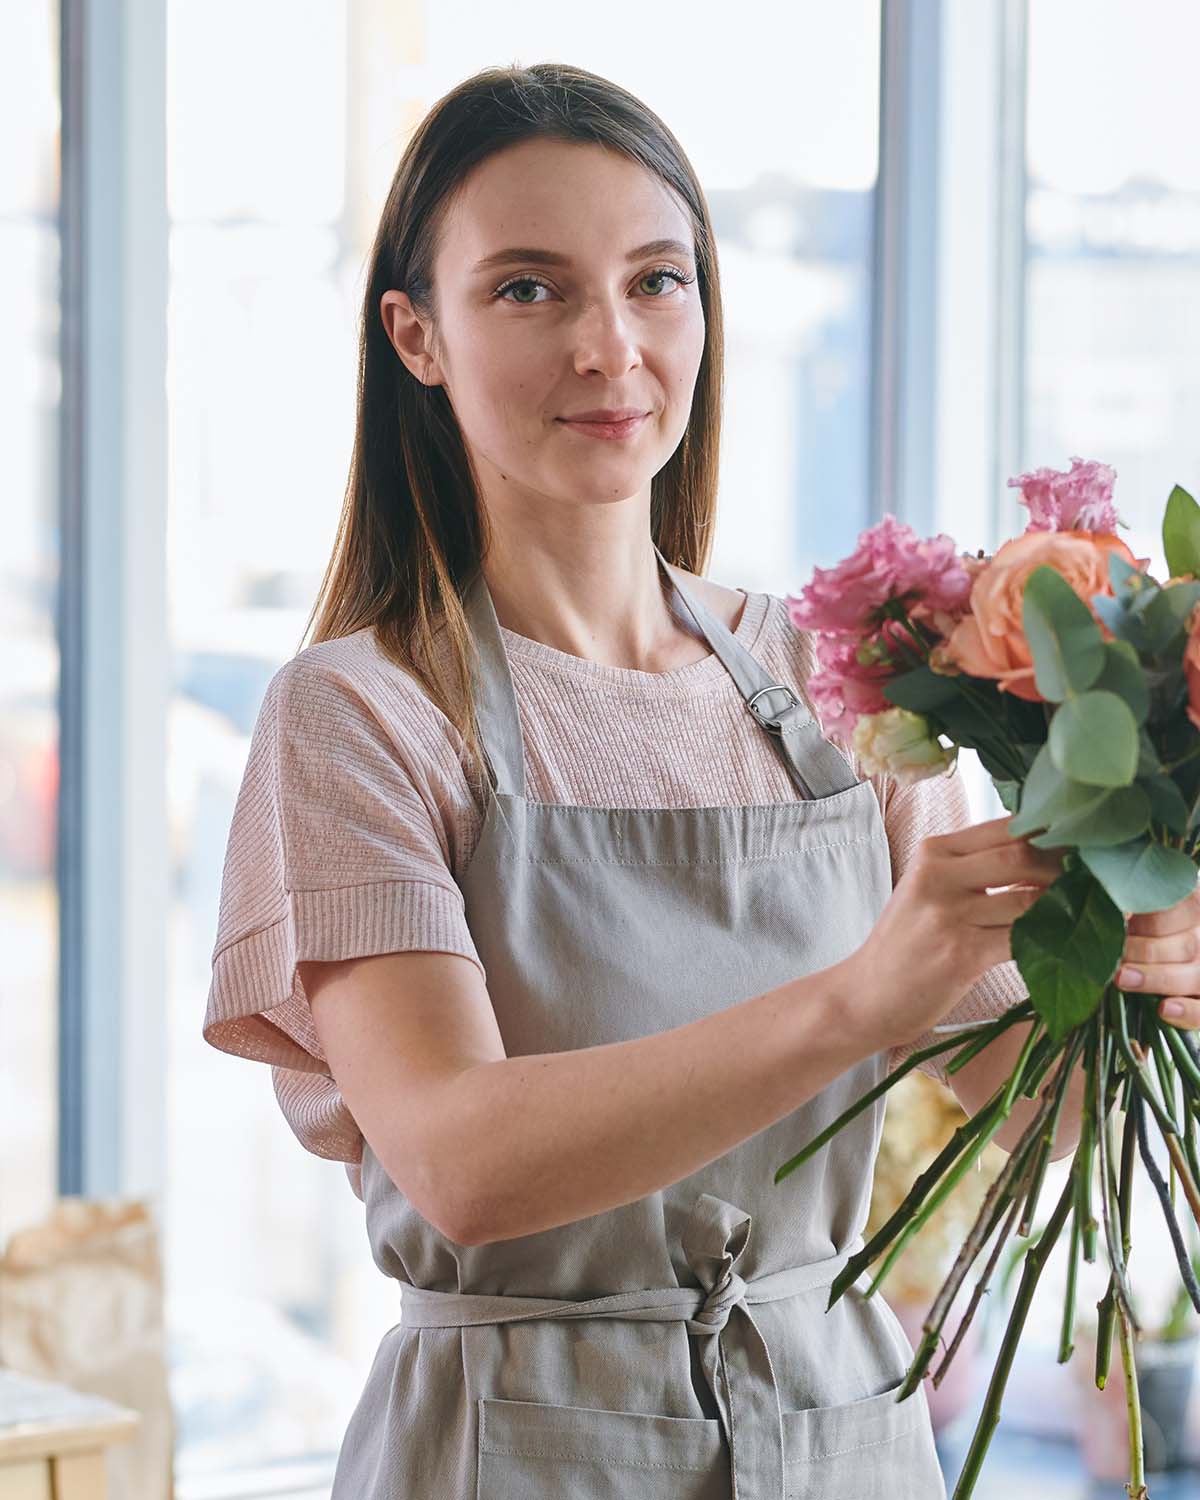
top-left (380, 289), bottom-right (445, 388)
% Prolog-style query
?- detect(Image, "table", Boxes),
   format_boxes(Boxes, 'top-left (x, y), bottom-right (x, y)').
top-left (0, 1369), bottom-right (140, 1500)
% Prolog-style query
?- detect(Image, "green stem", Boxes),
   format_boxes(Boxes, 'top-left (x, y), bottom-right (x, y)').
top-left (774, 1002), bottom-right (1035, 1183)
top-left (862, 1022), bottom-right (1048, 1303)
top-left (1116, 1296), bottom-right (1148, 1499)
top-left (950, 1171), bottom-right (1075, 1499)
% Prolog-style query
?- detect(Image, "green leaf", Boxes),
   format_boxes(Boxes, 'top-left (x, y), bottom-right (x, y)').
top-left (1163, 484), bottom-right (1200, 581)
top-left (1143, 774), bottom-right (1191, 835)
top-left (1048, 691), bottom-right (1139, 786)
top-left (1137, 726), bottom-right (1164, 778)
top-left (1089, 639), bottom-right (1149, 724)
top-left (1008, 744), bottom-right (1150, 846)
top-left (1027, 784), bottom-right (1151, 850)
top-left (1108, 550), bottom-right (1144, 599)
top-left (881, 664), bottom-right (964, 713)
top-left (1139, 581), bottom-right (1200, 655)
top-left (1079, 840), bottom-right (1199, 915)
top-left (1011, 864), bottom-right (1126, 1043)
top-left (1091, 593), bottom-right (1151, 652)
top-left (992, 778), bottom-right (1021, 812)
top-left (1022, 566), bottom-right (1106, 702)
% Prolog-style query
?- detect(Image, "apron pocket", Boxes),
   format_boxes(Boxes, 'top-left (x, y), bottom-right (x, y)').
top-left (477, 1395), bottom-right (729, 1499)
top-left (783, 1375), bottom-right (945, 1500)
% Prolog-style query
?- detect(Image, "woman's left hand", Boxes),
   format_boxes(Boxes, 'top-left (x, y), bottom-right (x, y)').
top-left (1117, 885), bottom-right (1200, 1027)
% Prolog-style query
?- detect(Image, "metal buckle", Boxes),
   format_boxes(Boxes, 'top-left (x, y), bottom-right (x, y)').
top-left (746, 683), bottom-right (803, 735)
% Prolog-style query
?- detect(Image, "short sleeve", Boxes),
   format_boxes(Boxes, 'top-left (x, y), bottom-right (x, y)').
top-left (202, 643), bottom-right (486, 1197)
top-left (878, 761), bottom-right (1030, 1089)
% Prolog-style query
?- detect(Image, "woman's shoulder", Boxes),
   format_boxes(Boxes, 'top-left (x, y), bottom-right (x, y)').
top-left (262, 624), bottom-right (471, 768)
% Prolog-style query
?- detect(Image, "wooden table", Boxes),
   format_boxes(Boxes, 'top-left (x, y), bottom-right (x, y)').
top-left (0, 1370), bottom-right (140, 1500)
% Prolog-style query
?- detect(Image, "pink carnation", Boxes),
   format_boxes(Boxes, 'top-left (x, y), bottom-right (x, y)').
top-left (1009, 455), bottom-right (1124, 534)
top-left (785, 515), bottom-right (974, 637)
top-left (805, 622), bottom-right (911, 740)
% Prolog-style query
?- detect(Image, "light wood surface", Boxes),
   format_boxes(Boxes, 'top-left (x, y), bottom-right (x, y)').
top-left (0, 1370), bottom-right (140, 1500)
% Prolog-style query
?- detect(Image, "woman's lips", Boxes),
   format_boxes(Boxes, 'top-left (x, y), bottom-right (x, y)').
top-left (557, 413), bottom-right (648, 440)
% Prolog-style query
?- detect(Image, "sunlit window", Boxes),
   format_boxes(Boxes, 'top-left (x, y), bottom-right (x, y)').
top-left (0, 3), bottom-right (60, 1247)
top-left (1023, 0), bottom-right (1200, 571)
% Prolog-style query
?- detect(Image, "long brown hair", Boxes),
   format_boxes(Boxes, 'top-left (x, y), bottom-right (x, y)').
top-left (300, 61), bottom-right (726, 789)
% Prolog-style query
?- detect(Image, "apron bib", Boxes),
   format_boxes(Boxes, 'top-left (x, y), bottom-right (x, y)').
top-left (331, 548), bottom-right (946, 1500)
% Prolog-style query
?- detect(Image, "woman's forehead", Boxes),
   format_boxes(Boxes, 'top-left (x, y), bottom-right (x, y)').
top-left (440, 142), bottom-right (694, 270)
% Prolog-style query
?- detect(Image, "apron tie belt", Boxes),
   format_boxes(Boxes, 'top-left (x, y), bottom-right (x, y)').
top-left (399, 1192), bottom-right (865, 1500)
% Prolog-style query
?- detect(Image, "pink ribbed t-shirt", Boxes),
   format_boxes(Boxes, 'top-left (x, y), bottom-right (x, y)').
top-left (203, 582), bottom-right (1028, 1200)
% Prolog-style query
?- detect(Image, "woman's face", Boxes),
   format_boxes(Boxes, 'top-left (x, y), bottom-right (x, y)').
top-left (399, 137), bottom-right (706, 516)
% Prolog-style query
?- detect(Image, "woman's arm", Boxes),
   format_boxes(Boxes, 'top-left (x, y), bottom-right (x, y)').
top-left (303, 949), bottom-right (872, 1246)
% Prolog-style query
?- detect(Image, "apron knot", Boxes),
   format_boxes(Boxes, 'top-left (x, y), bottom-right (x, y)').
top-left (687, 1266), bottom-right (747, 1335)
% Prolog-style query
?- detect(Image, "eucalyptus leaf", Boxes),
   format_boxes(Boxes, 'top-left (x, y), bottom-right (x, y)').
top-left (1137, 726), bottom-right (1164, 778)
top-left (1027, 783), bottom-right (1151, 849)
top-left (1048, 691), bottom-right (1139, 787)
top-left (1079, 839), bottom-right (1199, 915)
top-left (1163, 484), bottom-right (1200, 581)
top-left (1088, 639), bottom-right (1149, 724)
top-left (1008, 744), bottom-right (1150, 845)
top-left (1108, 550), bottom-right (1144, 599)
top-left (1139, 580), bottom-right (1200, 655)
top-left (1091, 593), bottom-right (1151, 651)
top-left (1022, 566), bottom-right (1106, 702)
top-left (1143, 773), bottom-right (1191, 835)
top-left (1011, 864), bottom-right (1126, 1043)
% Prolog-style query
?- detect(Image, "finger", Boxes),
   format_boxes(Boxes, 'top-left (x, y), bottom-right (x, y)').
top-left (955, 839), bottom-right (1065, 893)
top-left (1156, 996), bottom-right (1200, 1028)
top-left (1116, 959), bottom-right (1200, 996)
top-left (1127, 886), bottom-right (1200, 937)
top-left (1121, 928), bottom-right (1200, 968)
top-left (934, 813), bottom-right (1023, 856)
top-left (963, 885), bottom-right (1046, 928)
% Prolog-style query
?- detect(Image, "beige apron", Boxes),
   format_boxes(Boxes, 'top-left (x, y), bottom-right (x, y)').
top-left (330, 547), bottom-right (946, 1499)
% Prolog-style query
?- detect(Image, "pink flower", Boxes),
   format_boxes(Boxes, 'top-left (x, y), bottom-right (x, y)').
top-left (804, 620), bottom-right (914, 740)
top-left (1009, 455), bottom-right (1124, 534)
top-left (785, 515), bottom-right (975, 637)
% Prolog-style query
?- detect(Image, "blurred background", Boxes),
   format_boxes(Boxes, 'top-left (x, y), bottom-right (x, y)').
top-left (3, 1), bottom-right (1200, 1495)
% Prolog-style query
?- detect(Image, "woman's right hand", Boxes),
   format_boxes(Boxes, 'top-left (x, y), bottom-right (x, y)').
top-left (843, 812), bottom-right (1067, 1052)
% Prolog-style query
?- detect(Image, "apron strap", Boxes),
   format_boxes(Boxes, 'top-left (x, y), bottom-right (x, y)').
top-left (459, 546), bottom-right (861, 801)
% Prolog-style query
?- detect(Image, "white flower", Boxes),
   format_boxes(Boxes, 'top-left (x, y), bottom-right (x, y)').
top-left (851, 706), bottom-right (956, 785)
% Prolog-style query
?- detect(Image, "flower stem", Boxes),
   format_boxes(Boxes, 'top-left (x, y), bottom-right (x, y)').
top-left (1133, 1089), bottom-right (1200, 1314)
top-left (860, 1023), bottom-right (1048, 1305)
top-left (774, 1002), bottom-right (1035, 1184)
top-left (950, 1170), bottom-right (1075, 1499)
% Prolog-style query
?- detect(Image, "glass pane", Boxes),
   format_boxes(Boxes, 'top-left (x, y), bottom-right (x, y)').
top-left (168, 2), bottom-right (880, 1488)
top-left (1024, 0), bottom-right (1200, 573)
top-left (0, 4), bottom-right (60, 1245)
top-left (1014, 0), bottom-right (1200, 1429)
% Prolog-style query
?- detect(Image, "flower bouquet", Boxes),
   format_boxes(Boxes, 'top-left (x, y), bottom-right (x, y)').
top-left (773, 458), bottom-right (1200, 1499)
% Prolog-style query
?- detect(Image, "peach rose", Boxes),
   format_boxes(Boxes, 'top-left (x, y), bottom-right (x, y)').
top-left (1184, 601), bottom-right (1200, 733)
top-left (940, 529), bottom-right (1140, 702)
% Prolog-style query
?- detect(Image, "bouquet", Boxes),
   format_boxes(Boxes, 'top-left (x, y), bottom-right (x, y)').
top-left (774, 457), bottom-right (1200, 1499)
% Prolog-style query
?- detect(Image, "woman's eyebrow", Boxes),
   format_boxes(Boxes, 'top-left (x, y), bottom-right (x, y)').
top-left (470, 238), bottom-right (695, 274)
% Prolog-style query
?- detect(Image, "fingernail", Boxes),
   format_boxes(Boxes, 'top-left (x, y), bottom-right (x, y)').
top-left (1163, 1000), bottom-right (1185, 1018)
top-left (1118, 967), bottom-right (1143, 987)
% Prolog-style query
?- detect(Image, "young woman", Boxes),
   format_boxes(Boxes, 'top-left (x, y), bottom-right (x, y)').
top-left (204, 62), bottom-right (1067, 1500)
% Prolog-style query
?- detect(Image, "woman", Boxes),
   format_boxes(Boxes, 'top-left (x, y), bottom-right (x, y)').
top-left (204, 62), bottom-right (1060, 1499)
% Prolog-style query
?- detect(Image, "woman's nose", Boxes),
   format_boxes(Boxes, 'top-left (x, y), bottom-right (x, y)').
top-left (570, 302), bottom-right (642, 377)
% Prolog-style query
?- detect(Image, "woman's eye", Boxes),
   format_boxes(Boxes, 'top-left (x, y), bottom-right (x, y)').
top-left (493, 266), bottom-right (695, 304)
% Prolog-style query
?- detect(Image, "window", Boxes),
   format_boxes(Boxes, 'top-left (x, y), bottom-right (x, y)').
top-left (0, 2), bottom-right (60, 1246)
